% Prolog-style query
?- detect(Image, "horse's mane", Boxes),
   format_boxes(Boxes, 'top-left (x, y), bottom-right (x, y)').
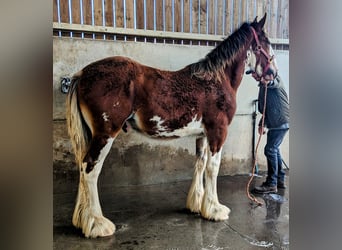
top-left (191, 22), bottom-right (251, 83)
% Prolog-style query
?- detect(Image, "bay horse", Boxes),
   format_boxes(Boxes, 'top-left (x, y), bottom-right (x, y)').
top-left (66, 14), bottom-right (277, 238)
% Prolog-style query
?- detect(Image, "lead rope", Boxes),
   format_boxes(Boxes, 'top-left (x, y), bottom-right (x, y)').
top-left (246, 83), bottom-right (268, 206)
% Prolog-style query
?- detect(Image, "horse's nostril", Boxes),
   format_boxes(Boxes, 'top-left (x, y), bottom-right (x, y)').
top-left (266, 68), bottom-right (275, 76)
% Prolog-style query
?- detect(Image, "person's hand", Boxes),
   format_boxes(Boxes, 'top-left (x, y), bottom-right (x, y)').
top-left (258, 126), bottom-right (266, 135)
top-left (261, 74), bottom-right (274, 85)
top-left (260, 78), bottom-right (271, 85)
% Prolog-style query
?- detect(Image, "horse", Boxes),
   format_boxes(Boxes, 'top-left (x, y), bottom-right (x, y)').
top-left (66, 13), bottom-right (277, 238)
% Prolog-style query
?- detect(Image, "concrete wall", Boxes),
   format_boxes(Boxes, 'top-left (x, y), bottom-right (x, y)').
top-left (53, 37), bottom-right (289, 186)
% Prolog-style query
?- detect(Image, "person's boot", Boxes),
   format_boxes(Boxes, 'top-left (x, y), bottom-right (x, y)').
top-left (277, 181), bottom-right (286, 189)
top-left (252, 182), bottom-right (277, 194)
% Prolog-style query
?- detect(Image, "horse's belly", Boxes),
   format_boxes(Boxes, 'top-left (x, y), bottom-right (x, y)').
top-left (129, 114), bottom-right (204, 138)
top-left (150, 115), bottom-right (204, 138)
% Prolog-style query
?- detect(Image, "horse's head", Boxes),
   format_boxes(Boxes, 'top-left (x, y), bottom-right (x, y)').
top-left (246, 13), bottom-right (278, 83)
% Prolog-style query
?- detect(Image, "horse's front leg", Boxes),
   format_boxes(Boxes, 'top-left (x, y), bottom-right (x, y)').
top-left (73, 135), bottom-right (115, 238)
top-left (201, 148), bottom-right (230, 221)
top-left (186, 137), bottom-right (208, 213)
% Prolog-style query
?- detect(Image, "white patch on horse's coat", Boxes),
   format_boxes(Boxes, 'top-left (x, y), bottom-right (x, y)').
top-left (102, 112), bottom-right (110, 122)
top-left (113, 101), bottom-right (120, 107)
top-left (96, 138), bottom-right (114, 166)
top-left (150, 115), bottom-right (204, 137)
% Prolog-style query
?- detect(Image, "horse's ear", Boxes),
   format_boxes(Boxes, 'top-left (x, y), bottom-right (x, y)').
top-left (252, 16), bottom-right (258, 24)
top-left (257, 13), bottom-right (267, 29)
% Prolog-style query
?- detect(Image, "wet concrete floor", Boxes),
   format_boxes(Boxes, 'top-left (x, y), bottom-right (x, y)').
top-left (53, 173), bottom-right (289, 249)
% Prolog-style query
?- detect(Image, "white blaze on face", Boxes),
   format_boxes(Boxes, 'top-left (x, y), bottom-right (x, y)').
top-left (150, 115), bottom-right (204, 137)
top-left (256, 64), bottom-right (263, 76)
top-left (246, 48), bottom-right (257, 72)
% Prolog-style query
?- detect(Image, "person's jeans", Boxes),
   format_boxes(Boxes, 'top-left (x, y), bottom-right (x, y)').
top-left (264, 128), bottom-right (289, 186)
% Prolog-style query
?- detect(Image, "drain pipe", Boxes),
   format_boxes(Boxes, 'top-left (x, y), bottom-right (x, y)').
top-left (252, 99), bottom-right (259, 175)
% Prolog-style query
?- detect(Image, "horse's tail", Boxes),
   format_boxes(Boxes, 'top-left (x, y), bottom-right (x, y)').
top-left (66, 71), bottom-right (90, 168)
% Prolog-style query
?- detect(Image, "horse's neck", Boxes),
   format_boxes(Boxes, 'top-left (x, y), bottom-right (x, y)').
top-left (225, 34), bottom-right (253, 91)
top-left (224, 55), bottom-right (247, 91)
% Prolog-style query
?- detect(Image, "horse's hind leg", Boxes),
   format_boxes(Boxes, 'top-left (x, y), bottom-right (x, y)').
top-left (186, 137), bottom-right (208, 213)
top-left (72, 133), bottom-right (116, 238)
top-left (200, 148), bottom-right (230, 221)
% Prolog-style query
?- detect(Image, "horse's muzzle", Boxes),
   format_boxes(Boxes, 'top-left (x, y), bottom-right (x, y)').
top-left (265, 68), bottom-right (276, 77)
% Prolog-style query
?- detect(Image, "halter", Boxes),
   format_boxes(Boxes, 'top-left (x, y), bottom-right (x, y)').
top-left (249, 26), bottom-right (276, 81)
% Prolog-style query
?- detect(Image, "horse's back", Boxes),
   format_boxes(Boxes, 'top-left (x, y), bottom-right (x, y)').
top-left (81, 56), bottom-right (139, 78)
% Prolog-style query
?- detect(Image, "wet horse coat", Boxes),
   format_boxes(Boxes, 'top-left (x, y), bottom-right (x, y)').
top-left (66, 14), bottom-right (274, 238)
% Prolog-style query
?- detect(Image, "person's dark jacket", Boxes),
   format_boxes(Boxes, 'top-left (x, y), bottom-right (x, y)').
top-left (258, 75), bottom-right (289, 128)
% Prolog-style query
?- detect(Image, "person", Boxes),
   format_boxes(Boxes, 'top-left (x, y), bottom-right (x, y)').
top-left (252, 75), bottom-right (289, 194)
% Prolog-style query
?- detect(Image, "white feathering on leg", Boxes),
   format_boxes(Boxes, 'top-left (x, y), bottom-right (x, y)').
top-left (72, 138), bottom-right (116, 238)
top-left (186, 138), bottom-right (208, 213)
top-left (201, 149), bottom-right (230, 221)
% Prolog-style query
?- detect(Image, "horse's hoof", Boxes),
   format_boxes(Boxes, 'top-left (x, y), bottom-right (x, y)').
top-left (213, 204), bottom-right (231, 221)
top-left (83, 216), bottom-right (116, 238)
top-left (201, 201), bottom-right (231, 221)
